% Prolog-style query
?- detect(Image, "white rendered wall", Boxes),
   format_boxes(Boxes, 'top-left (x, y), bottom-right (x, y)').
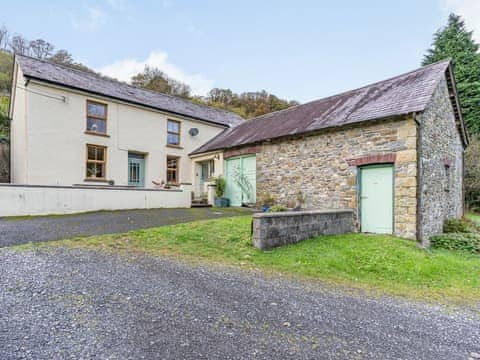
top-left (0, 184), bottom-right (191, 216)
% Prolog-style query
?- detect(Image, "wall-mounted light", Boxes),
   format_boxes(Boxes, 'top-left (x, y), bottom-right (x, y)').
top-left (214, 154), bottom-right (220, 160)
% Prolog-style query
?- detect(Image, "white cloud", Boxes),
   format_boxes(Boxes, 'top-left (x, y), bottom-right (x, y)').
top-left (96, 51), bottom-right (214, 95)
top-left (443, 0), bottom-right (480, 42)
top-left (70, 6), bottom-right (107, 32)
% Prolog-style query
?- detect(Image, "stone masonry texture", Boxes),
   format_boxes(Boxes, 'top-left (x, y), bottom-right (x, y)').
top-left (252, 209), bottom-right (355, 250)
top-left (418, 78), bottom-right (464, 244)
top-left (256, 117), bottom-right (418, 239)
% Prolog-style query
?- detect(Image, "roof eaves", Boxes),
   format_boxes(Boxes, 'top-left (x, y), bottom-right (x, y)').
top-left (24, 74), bottom-right (231, 128)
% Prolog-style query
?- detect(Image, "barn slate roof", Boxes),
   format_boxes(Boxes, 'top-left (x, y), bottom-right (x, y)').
top-left (191, 59), bottom-right (462, 155)
top-left (15, 55), bottom-right (243, 128)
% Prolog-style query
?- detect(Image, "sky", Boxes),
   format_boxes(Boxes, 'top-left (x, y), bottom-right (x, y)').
top-left (2, 0), bottom-right (479, 102)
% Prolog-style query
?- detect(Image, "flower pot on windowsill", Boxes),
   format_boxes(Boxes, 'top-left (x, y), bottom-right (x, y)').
top-left (214, 197), bottom-right (230, 207)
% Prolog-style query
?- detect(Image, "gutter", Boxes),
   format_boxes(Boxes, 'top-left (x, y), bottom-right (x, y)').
top-left (413, 112), bottom-right (423, 245)
top-left (22, 75), bottom-right (233, 129)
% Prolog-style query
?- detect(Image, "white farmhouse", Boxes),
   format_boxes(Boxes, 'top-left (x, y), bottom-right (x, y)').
top-left (4, 55), bottom-right (242, 215)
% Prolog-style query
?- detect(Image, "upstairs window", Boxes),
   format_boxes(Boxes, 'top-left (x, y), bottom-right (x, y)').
top-left (86, 100), bottom-right (107, 135)
top-left (86, 144), bottom-right (106, 180)
top-left (167, 119), bottom-right (181, 146)
top-left (167, 156), bottom-right (179, 184)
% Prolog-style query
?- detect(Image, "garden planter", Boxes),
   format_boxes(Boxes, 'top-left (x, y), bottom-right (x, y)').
top-left (214, 197), bottom-right (230, 207)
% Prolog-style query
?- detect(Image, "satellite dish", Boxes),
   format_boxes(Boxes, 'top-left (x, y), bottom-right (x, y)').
top-left (189, 128), bottom-right (199, 136)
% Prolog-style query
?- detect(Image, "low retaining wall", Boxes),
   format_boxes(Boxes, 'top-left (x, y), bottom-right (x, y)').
top-left (0, 184), bottom-right (191, 217)
top-left (252, 209), bottom-right (355, 250)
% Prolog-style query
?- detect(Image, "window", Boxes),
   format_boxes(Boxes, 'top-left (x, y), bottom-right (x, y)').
top-left (167, 156), bottom-right (179, 184)
top-left (445, 164), bottom-right (451, 192)
top-left (86, 100), bottom-right (107, 135)
top-left (86, 144), bottom-right (106, 179)
top-left (167, 119), bottom-right (181, 146)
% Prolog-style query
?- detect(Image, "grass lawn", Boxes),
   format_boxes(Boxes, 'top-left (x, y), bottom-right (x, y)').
top-left (26, 215), bottom-right (480, 305)
top-left (467, 212), bottom-right (480, 225)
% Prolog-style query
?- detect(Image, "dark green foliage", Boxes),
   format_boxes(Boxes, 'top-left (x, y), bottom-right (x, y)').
top-left (465, 136), bottom-right (480, 211)
top-left (430, 233), bottom-right (480, 254)
top-left (423, 14), bottom-right (480, 134)
top-left (0, 51), bottom-right (13, 95)
top-left (215, 176), bottom-right (226, 198)
top-left (267, 204), bottom-right (288, 212)
top-left (0, 96), bottom-right (9, 138)
top-left (443, 218), bottom-right (475, 233)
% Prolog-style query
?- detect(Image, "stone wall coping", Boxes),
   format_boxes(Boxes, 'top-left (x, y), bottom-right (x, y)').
top-left (0, 183), bottom-right (184, 192)
top-left (253, 208), bottom-right (354, 219)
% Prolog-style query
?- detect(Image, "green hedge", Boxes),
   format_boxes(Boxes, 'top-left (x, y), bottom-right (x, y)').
top-left (443, 218), bottom-right (476, 233)
top-left (430, 233), bottom-right (480, 254)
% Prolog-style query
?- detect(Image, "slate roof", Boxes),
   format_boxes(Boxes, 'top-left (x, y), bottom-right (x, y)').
top-left (192, 59), bottom-right (457, 154)
top-left (16, 55), bottom-right (243, 127)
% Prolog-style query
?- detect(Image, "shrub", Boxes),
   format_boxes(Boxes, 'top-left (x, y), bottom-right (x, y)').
top-left (465, 136), bottom-right (480, 212)
top-left (268, 204), bottom-right (288, 212)
top-left (443, 218), bottom-right (474, 233)
top-left (430, 233), bottom-right (480, 254)
top-left (215, 176), bottom-right (226, 198)
top-left (260, 192), bottom-right (276, 206)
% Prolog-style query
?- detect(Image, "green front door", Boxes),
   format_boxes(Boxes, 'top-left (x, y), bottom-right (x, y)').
top-left (360, 165), bottom-right (393, 234)
top-left (128, 153), bottom-right (145, 187)
top-left (225, 155), bottom-right (256, 207)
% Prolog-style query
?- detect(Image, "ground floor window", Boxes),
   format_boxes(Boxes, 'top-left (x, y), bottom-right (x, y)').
top-left (86, 144), bottom-right (106, 179)
top-left (167, 156), bottom-right (179, 184)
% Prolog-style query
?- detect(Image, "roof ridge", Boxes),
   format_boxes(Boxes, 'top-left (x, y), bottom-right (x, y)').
top-left (15, 54), bottom-right (242, 120)
top-left (246, 59), bottom-right (452, 123)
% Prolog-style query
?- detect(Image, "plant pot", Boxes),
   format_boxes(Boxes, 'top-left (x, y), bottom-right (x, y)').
top-left (214, 197), bottom-right (230, 207)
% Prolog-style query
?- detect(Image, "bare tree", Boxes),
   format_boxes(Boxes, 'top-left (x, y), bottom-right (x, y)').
top-left (9, 35), bottom-right (30, 55)
top-left (0, 25), bottom-right (9, 50)
top-left (29, 39), bottom-right (54, 59)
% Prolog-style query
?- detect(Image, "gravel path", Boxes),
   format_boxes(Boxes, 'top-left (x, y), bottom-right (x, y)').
top-left (0, 247), bottom-right (479, 359)
top-left (0, 208), bottom-right (253, 247)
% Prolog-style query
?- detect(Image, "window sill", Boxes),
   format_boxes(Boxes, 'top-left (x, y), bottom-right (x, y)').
top-left (85, 131), bottom-right (110, 138)
top-left (166, 144), bottom-right (184, 149)
top-left (84, 178), bottom-right (109, 183)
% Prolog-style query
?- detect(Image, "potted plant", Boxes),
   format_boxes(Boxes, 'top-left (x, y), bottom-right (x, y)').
top-left (214, 176), bottom-right (230, 207)
top-left (294, 190), bottom-right (306, 210)
top-left (260, 193), bottom-right (276, 212)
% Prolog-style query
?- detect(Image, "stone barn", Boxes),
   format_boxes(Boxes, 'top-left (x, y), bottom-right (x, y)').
top-left (191, 60), bottom-right (468, 244)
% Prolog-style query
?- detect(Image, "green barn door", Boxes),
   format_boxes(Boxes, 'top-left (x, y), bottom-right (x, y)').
top-left (360, 165), bottom-right (393, 234)
top-left (225, 155), bottom-right (256, 207)
top-left (225, 158), bottom-right (242, 206)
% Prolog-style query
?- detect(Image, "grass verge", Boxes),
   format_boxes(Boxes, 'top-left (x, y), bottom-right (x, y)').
top-left (467, 212), bottom-right (480, 225)
top-left (27, 215), bottom-right (480, 305)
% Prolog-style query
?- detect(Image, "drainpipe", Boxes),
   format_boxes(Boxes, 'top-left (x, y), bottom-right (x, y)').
top-left (413, 112), bottom-right (424, 246)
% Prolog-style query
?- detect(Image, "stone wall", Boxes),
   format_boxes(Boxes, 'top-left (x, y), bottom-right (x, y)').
top-left (252, 209), bottom-right (354, 250)
top-left (0, 140), bottom-right (9, 183)
top-left (256, 117), bottom-right (418, 239)
top-left (418, 78), bottom-right (464, 244)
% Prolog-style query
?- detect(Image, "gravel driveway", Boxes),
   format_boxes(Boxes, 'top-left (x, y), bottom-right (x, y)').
top-left (0, 208), bottom-right (253, 247)
top-left (1, 247), bottom-right (479, 359)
